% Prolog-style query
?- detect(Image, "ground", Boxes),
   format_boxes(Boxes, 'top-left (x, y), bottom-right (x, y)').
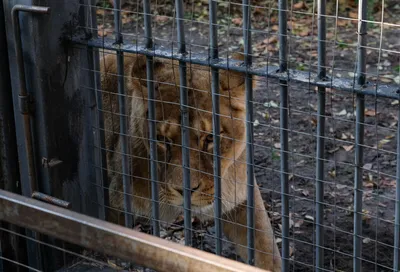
top-left (64, 1), bottom-right (400, 271)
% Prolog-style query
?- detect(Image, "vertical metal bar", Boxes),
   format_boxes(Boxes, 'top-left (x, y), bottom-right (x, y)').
top-left (353, 1), bottom-right (367, 271)
top-left (143, 0), bottom-right (160, 237)
top-left (175, 0), bottom-right (191, 246)
top-left (242, 0), bottom-right (255, 265)
top-left (394, 106), bottom-right (400, 271)
top-left (88, 0), bottom-right (108, 221)
top-left (278, 0), bottom-right (289, 270)
top-left (209, 0), bottom-right (222, 256)
top-left (113, 0), bottom-right (133, 228)
top-left (315, 0), bottom-right (326, 270)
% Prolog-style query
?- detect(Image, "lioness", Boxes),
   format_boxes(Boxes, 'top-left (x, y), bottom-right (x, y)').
top-left (99, 51), bottom-right (281, 271)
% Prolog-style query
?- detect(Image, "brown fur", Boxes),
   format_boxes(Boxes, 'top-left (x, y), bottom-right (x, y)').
top-left (99, 50), bottom-right (281, 271)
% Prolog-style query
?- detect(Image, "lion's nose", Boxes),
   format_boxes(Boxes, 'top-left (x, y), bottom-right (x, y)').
top-left (175, 184), bottom-right (200, 196)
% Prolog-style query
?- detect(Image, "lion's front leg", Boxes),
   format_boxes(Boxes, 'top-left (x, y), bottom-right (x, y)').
top-left (222, 185), bottom-right (282, 271)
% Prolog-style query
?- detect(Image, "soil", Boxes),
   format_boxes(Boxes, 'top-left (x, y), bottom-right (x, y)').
top-left (66, 1), bottom-right (400, 271)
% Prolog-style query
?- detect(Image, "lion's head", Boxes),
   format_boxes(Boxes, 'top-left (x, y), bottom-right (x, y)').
top-left (101, 51), bottom-right (254, 221)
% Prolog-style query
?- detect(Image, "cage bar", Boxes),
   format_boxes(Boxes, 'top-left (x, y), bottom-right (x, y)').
top-left (241, 0), bottom-right (255, 265)
top-left (113, 0), bottom-right (133, 228)
top-left (174, 0), bottom-right (192, 246)
top-left (209, 0), bottom-right (222, 256)
top-left (315, 0), bottom-right (326, 270)
top-left (74, 38), bottom-right (400, 99)
top-left (88, 0), bottom-right (108, 220)
top-left (278, 0), bottom-right (289, 270)
top-left (395, 107), bottom-right (400, 271)
top-left (143, 0), bottom-right (160, 237)
top-left (353, 0), bottom-right (367, 271)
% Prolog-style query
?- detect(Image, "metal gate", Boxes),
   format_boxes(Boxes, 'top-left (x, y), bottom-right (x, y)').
top-left (1, 0), bottom-right (400, 271)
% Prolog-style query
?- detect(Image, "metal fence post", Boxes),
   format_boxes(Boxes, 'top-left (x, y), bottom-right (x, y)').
top-left (315, 0), bottom-right (327, 270)
top-left (278, 0), bottom-right (290, 270)
top-left (353, 1), bottom-right (367, 271)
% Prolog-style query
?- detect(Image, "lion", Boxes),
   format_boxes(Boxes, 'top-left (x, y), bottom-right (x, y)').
top-left (99, 50), bottom-right (282, 271)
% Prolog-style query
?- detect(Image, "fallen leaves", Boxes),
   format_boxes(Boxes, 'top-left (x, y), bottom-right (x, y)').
top-left (262, 36), bottom-right (278, 45)
top-left (154, 15), bottom-right (170, 24)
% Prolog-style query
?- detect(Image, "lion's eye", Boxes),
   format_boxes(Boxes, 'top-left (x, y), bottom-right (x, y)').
top-left (206, 134), bottom-right (213, 143)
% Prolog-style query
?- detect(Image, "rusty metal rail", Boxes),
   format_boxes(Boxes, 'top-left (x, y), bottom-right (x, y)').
top-left (0, 189), bottom-right (269, 272)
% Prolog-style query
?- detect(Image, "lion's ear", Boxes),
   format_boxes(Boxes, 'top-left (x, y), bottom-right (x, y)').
top-left (129, 54), bottom-right (165, 87)
top-left (219, 52), bottom-right (247, 90)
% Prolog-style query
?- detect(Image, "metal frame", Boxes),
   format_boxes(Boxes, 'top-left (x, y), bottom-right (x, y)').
top-left (1, 0), bottom-right (400, 271)
top-left (0, 189), bottom-right (266, 272)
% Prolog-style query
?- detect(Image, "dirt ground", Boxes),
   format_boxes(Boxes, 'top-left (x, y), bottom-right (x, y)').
top-left (68, 1), bottom-right (400, 271)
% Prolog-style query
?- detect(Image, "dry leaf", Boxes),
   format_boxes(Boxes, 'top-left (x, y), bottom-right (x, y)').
top-left (365, 109), bottom-right (376, 116)
top-left (96, 9), bottom-right (106, 16)
top-left (271, 25), bottom-right (279, 31)
top-left (378, 202), bottom-right (387, 208)
top-left (122, 16), bottom-right (134, 24)
top-left (378, 138), bottom-right (391, 148)
top-left (310, 117), bottom-right (317, 127)
top-left (363, 238), bottom-right (371, 244)
top-left (293, 1), bottom-right (308, 10)
top-left (363, 163), bottom-right (373, 170)
top-left (342, 145), bottom-right (354, 152)
top-left (329, 169), bottom-right (336, 177)
top-left (274, 143), bottom-right (281, 149)
top-left (263, 36), bottom-right (278, 44)
top-left (299, 29), bottom-right (310, 37)
top-left (349, 11), bottom-right (358, 19)
top-left (337, 19), bottom-right (348, 26)
top-left (336, 184), bottom-right (347, 190)
top-left (154, 15), bottom-right (169, 24)
top-left (294, 220), bottom-right (304, 228)
top-left (363, 181), bottom-right (376, 188)
top-left (232, 17), bottom-right (243, 26)
top-left (302, 190), bottom-right (309, 197)
top-left (305, 215), bottom-right (314, 222)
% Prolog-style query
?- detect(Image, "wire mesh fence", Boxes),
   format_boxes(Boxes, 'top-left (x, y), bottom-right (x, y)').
top-left (1, 0), bottom-right (400, 271)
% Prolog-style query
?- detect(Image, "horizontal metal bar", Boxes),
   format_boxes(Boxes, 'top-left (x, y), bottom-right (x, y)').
top-left (0, 189), bottom-right (267, 272)
top-left (72, 37), bottom-right (400, 99)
